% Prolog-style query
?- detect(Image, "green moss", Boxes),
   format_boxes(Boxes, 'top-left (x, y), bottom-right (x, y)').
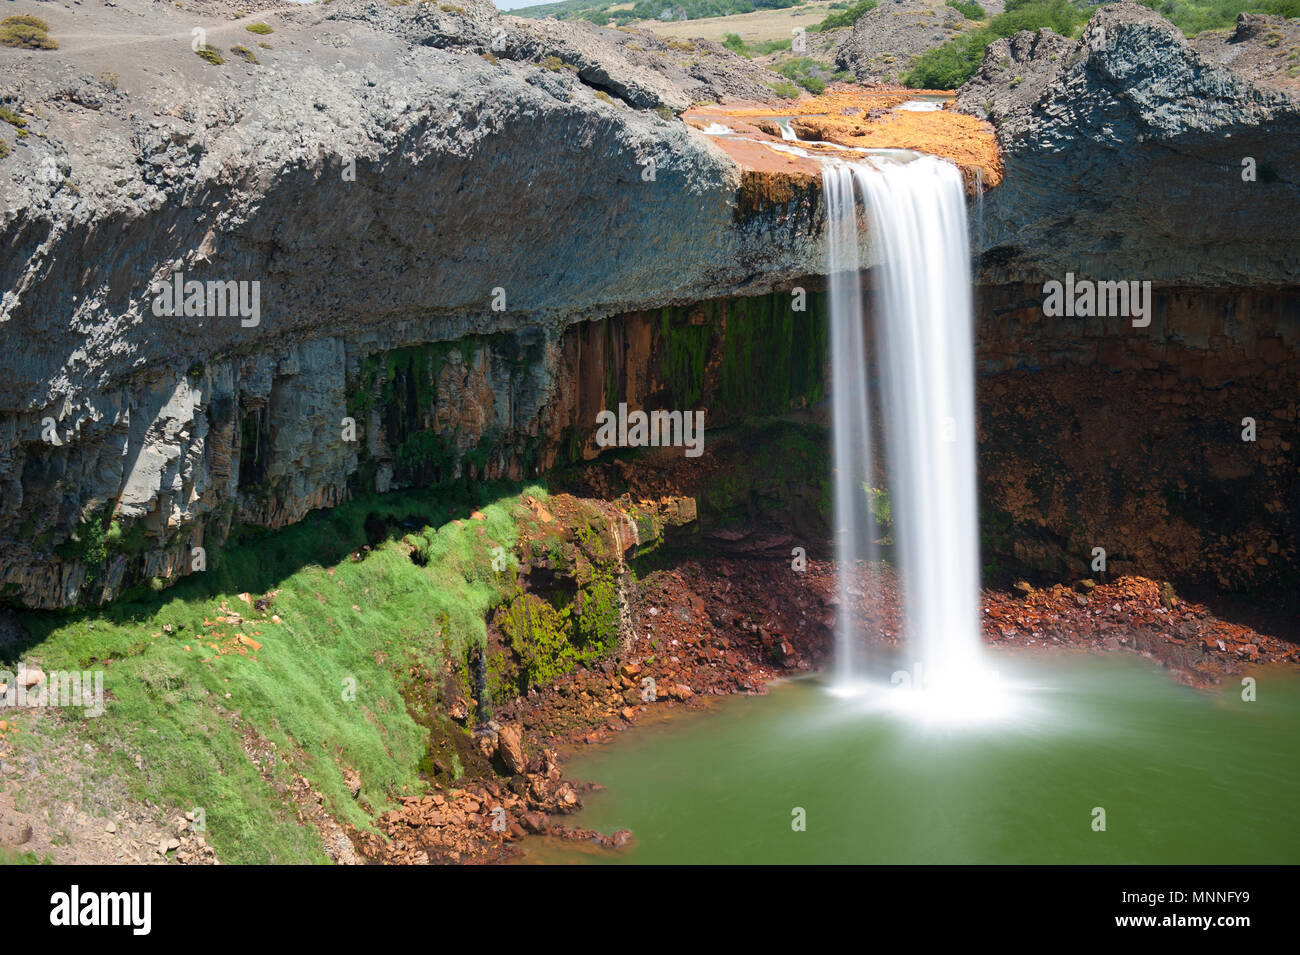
top-left (658, 306), bottom-right (712, 409)
top-left (230, 45), bottom-right (259, 64)
top-left (718, 291), bottom-right (827, 418)
top-left (492, 574), bottom-right (622, 695)
top-left (244, 22), bottom-right (274, 34)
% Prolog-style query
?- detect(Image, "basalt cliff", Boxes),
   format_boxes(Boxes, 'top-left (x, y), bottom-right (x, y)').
top-left (0, 0), bottom-right (1297, 611)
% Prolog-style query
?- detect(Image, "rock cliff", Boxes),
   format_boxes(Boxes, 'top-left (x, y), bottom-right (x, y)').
top-left (0, 1), bottom-right (1296, 609)
top-left (0, 0), bottom-right (822, 607)
top-left (956, 3), bottom-right (1300, 285)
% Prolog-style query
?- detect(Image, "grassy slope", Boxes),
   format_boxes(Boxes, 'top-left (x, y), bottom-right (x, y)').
top-left (10, 482), bottom-right (538, 864)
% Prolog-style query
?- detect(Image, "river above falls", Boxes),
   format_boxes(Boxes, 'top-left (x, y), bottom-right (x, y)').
top-left (518, 651), bottom-right (1300, 864)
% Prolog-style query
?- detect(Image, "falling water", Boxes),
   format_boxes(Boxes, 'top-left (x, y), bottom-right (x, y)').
top-left (823, 163), bottom-right (877, 685)
top-left (824, 154), bottom-right (986, 699)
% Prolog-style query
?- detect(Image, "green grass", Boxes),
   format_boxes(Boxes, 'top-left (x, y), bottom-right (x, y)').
top-left (0, 847), bottom-right (51, 864)
top-left (14, 481), bottom-right (537, 863)
top-left (768, 78), bottom-right (803, 99)
top-left (774, 56), bottom-right (851, 94)
top-left (721, 33), bottom-right (794, 57)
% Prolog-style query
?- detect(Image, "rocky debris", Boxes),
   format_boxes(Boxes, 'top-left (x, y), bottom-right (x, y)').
top-left (0, 708), bottom-right (218, 864)
top-left (1192, 13), bottom-right (1300, 93)
top-left (496, 723), bottom-right (527, 775)
top-left (834, 0), bottom-right (975, 83)
top-left (981, 575), bottom-right (1296, 682)
top-left (507, 18), bottom-right (780, 111)
top-left (955, 28), bottom-right (1074, 124)
top-left (956, 2), bottom-right (1300, 286)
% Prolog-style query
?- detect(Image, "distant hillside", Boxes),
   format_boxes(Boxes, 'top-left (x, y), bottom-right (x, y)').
top-left (515, 0), bottom-right (804, 26)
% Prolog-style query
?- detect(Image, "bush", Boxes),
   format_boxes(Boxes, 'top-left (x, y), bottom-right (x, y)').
top-left (905, 0), bottom-right (1086, 89)
top-left (0, 14), bottom-right (58, 49)
top-left (813, 0), bottom-right (877, 31)
top-left (245, 22), bottom-right (274, 35)
top-left (1138, 0), bottom-right (1300, 35)
top-left (195, 45), bottom-right (226, 66)
top-left (230, 45), bottom-right (259, 64)
top-left (777, 56), bottom-right (837, 94)
top-left (948, 0), bottom-right (987, 18)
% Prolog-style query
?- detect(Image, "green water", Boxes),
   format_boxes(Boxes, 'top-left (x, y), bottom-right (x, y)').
top-left (521, 652), bottom-right (1300, 864)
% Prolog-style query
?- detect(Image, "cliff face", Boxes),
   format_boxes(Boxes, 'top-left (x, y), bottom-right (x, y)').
top-left (0, 2), bottom-right (1296, 609)
top-left (0, 0), bottom-right (824, 607)
top-left (957, 4), bottom-right (1300, 286)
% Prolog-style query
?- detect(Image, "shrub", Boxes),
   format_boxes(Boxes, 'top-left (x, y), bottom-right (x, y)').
top-left (245, 22), bottom-right (274, 35)
top-left (813, 0), bottom-right (877, 31)
top-left (195, 45), bottom-right (226, 66)
top-left (0, 105), bottom-right (26, 131)
top-left (947, 0), bottom-right (986, 18)
top-left (230, 45), bottom-right (259, 64)
top-left (0, 14), bottom-right (58, 49)
top-left (905, 0), bottom-right (1085, 89)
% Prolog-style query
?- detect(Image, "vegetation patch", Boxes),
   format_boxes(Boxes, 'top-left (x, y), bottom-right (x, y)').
top-left (245, 22), bottom-right (274, 34)
top-left (0, 14), bottom-right (57, 50)
top-left (812, 0), bottom-right (878, 31)
top-left (947, 0), bottom-right (986, 19)
top-left (194, 45), bottom-right (226, 66)
top-left (14, 481), bottom-right (537, 863)
top-left (230, 45), bottom-right (259, 64)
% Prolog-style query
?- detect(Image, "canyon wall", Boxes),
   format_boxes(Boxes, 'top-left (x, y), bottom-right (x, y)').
top-left (0, 1), bottom-right (1297, 609)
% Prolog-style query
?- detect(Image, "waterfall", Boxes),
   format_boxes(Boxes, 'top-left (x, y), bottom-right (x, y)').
top-left (824, 164), bottom-right (878, 686)
top-left (823, 154), bottom-right (986, 699)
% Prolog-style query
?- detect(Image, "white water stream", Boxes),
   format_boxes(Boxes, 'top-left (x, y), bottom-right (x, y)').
top-left (823, 155), bottom-right (991, 705)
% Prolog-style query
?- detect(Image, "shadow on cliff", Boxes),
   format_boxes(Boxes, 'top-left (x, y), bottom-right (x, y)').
top-left (3, 478), bottom-right (532, 667)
